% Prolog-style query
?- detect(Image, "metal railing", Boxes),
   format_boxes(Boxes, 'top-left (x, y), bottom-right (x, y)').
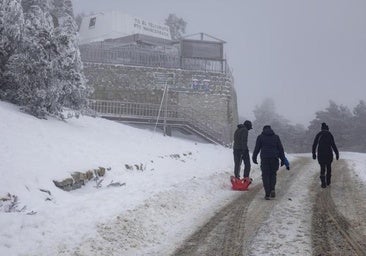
top-left (88, 99), bottom-right (230, 145)
top-left (80, 43), bottom-right (227, 73)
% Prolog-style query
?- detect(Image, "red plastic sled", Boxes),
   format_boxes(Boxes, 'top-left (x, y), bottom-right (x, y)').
top-left (230, 176), bottom-right (252, 191)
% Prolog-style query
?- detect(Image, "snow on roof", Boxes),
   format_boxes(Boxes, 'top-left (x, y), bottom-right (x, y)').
top-left (78, 11), bottom-right (172, 45)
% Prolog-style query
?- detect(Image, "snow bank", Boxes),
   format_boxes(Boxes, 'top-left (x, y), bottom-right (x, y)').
top-left (0, 101), bottom-right (241, 255)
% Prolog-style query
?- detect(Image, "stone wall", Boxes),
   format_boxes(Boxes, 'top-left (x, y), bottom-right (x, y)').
top-left (83, 63), bottom-right (238, 143)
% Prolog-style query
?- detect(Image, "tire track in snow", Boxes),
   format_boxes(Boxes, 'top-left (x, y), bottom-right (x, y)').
top-left (173, 158), bottom-right (307, 256)
top-left (311, 159), bottom-right (366, 256)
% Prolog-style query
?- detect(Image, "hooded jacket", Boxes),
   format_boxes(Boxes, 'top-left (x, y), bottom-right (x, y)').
top-left (233, 124), bottom-right (249, 150)
top-left (252, 126), bottom-right (286, 161)
top-left (312, 129), bottom-right (339, 163)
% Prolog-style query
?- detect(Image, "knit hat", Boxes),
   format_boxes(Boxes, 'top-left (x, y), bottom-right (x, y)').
top-left (321, 122), bottom-right (329, 130)
top-left (243, 120), bottom-right (252, 130)
top-left (263, 125), bottom-right (271, 131)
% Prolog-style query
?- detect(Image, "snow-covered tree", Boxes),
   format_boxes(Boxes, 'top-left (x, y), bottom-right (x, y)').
top-left (3, 0), bottom-right (91, 119)
top-left (63, 0), bottom-right (73, 17)
top-left (52, 0), bottom-right (91, 116)
top-left (6, 4), bottom-right (59, 118)
top-left (21, 0), bottom-right (50, 13)
top-left (165, 14), bottom-right (186, 41)
top-left (0, 0), bottom-right (24, 96)
top-left (51, 0), bottom-right (73, 25)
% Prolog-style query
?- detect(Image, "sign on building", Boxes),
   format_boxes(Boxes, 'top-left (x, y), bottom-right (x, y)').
top-left (79, 11), bottom-right (172, 45)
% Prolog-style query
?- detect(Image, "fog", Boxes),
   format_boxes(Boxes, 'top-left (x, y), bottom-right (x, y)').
top-left (72, 0), bottom-right (366, 126)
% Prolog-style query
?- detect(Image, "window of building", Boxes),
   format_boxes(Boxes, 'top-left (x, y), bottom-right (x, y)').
top-left (89, 17), bottom-right (96, 29)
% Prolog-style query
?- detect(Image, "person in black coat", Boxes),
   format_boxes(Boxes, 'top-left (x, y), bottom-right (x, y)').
top-left (252, 125), bottom-right (289, 200)
top-left (233, 120), bottom-right (252, 179)
top-left (312, 122), bottom-right (339, 188)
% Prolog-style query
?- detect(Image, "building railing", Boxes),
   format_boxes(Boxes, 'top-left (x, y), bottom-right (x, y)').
top-left (88, 99), bottom-right (230, 145)
top-left (80, 43), bottom-right (227, 73)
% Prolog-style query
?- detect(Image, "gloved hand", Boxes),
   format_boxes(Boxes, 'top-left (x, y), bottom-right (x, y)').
top-left (252, 157), bottom-right (258, 164)
top-left (312, 153), bottom-right (316, 160)
top-left (285, 157), bottom-right (290, 171)
top-left (281, 157), bottom-right (290, 170)
top-left (336, 154), bottom-right (339, 160)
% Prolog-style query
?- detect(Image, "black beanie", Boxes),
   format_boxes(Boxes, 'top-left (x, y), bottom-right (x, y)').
top-left (321, 123), bottom-right (329, 130)
top-left (243, 120), bottom-right (252, 130)
top-left (263, 125), bottom-right (271, 131)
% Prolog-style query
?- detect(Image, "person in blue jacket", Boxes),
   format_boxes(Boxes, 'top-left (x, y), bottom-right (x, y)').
top-left (252, 125), bottom-right (290, 200)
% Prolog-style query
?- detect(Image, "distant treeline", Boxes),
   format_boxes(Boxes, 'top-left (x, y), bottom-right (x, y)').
top-left (245, 99), bottom-right (366, 153)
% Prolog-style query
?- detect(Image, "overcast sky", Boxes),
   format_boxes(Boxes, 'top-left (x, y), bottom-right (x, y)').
top-left (72, 0), bottom-right (366, 126)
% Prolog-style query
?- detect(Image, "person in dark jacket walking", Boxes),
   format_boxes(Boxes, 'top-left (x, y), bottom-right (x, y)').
top-left (312, 122), bottom-right (339, 188)
top-left (252, 125), bottom-right (290, 200)
top-left (233, 120), bottom-right (252, 179)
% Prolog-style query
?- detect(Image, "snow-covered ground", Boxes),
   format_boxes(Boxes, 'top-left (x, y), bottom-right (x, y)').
top-left (1, 101), bottom-right (366, 256)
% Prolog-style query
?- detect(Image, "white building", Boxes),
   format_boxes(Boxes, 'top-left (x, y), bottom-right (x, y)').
top-left (78, 11), bottom-right (172, 45)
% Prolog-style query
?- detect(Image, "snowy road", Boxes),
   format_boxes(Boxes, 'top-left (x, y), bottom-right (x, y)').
top-left (173, 157), bottom-right (308, 255)
top-left (312, 159), bottom-right (366, 256)
top-left (173, 158), bottom-right (366, 256)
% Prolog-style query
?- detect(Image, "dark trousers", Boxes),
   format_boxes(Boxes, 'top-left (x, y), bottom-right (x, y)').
top-left (320, 162), bottom-right (332, 185)
top-left (260, 158), bottom-right (279, 196)
top-left (233, 149), bottom-right (251, 178)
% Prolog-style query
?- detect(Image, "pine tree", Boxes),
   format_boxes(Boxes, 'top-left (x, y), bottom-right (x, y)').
top-left (64, 0), bottom-right (73, 17)
top-left (21, 0), bottom-right (50, 13)
top-left (6, 4), bottom-right (59, 118)
top-left (351, 100), bottom-right (366, 151)
top-left (52, 0), bottom-right (91, 117)
top-left (0, 0), bottom-right (24, 96)
top-left (51, 0), bottom-right (73, 17)
top-left (308, 101), bottom-right (353, 150)
top-left (165, 14), bottom-right (187, 41)
top-left (3, 0), bottom-right (91, 119)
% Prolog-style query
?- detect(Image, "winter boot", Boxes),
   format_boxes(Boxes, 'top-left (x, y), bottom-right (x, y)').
top-left (320, 176), bottom-right (326, 188)
top-left (270, 190), bottom-right (276, 198)
top-left (326, 175), bottom-right (331, 186)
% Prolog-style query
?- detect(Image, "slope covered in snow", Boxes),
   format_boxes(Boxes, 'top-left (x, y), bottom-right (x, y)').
top-left (1, 101), bottom-right (366, 255)
top-left (0, 101), bottom-right (247, 255)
